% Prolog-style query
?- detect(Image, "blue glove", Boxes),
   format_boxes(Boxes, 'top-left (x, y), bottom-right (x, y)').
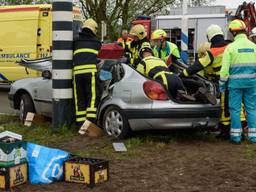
top-left (219, 80), bottom-right (226, 93)
top-left (219, 86), bottom-right (225, 93)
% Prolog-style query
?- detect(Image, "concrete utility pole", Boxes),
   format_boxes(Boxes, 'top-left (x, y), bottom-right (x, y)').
top-left (181, 0), bottom-right (189, 64)
top-left (52, 0), bottom-right (74, 129)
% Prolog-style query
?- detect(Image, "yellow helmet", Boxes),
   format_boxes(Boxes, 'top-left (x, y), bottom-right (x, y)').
top-left (151, 29), bottom-right (167, 40)
top-left (197, 42), bottom-right (210, 58)
top-left (229, 19), bottom-right (246, 31)
top-left (250, 27), bottom-right (256, 37)
top-left (129, 24), bottom-right (147, 40)
top-left (83, 18), bottom-right (98, 35)
top-left (206, 24), bottom-right (224, 41)
top-left (139, 42), bottom-right (153, 58)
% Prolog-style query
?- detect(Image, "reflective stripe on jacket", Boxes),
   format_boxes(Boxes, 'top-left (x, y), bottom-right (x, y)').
top-left (220, 34), bottom-right (256, 88)
top-left (136, 56), bottom-right (172, 79)
top-left (117, 38), bottom-right (134, 62)
top-left (73, 31), bottom-right (101, 70)
top-left (203, 46), bottom-right (227, 80)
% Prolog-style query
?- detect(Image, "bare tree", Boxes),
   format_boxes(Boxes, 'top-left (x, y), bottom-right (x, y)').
top-left (80, 0), bottom-right (214, 38)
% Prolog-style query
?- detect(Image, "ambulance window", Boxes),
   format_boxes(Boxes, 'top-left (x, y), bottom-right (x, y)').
top-left (73, 20), bottom-right (82, 38)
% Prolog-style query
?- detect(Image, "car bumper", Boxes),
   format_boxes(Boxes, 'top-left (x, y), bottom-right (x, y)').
top-left (123, 107), bottom-right (220, 131)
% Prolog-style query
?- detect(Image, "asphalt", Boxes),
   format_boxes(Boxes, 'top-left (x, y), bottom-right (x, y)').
top-left (0, 89), bottom-right (17, 115)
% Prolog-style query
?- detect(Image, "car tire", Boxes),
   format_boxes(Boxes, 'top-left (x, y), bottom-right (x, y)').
top-left (19, 93), bottom-right (35, 123)
top-left (102, 106), bottom-right (130, 139)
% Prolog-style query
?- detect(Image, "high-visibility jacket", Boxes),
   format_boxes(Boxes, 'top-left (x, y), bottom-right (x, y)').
top-left (137, 56), bottom-right (173, 86)
top-left (117, 37), bottom-right (134, 61)
top-left (153, 41), bottom-right (180, 65)
top-left (183, 44), bottom-right (227, 83)
top-left (130, 38), bottom-right (148, 67)
top-left (220, 34), bottom-right (256, 89)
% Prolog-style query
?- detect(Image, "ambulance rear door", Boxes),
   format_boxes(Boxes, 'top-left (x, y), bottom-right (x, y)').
top-left (0, 6), bottom-right (40, 82)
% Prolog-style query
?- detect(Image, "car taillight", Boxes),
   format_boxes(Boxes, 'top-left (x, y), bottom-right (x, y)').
top-left (143, 80), bottom-right (169, 100)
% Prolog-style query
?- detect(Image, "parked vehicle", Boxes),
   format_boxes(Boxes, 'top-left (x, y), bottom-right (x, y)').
top-left (0, 4), bottom-right (82, 83)
top-left (9, 58), bottom-right (220, 139)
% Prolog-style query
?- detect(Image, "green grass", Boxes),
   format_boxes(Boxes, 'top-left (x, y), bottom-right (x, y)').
top-left (245, 144), bottom-right (256, 160)
top-left (0, 115), bottom-right (220, 160)
top-left (0, 115), bottom-right (77, 146)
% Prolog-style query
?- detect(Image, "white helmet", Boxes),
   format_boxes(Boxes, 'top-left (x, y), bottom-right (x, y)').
top-left (206, 24), bottom-right (224, 41)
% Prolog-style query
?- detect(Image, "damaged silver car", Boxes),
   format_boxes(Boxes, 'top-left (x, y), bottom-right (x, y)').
top-left (9, 58), bottom-right (220, 139)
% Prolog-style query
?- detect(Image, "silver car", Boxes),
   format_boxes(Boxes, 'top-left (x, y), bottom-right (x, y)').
top-left (9, 59), bottom-right (220, 139)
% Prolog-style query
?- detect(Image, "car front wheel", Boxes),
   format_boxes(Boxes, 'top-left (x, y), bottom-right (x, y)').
top-left (103, 106), bottom-right (130, 139)
top-left (19, 93), bottom-right (35, 123)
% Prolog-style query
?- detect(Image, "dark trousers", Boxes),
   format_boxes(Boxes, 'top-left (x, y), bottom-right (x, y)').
top-left (73, 72), bottom-right (100, 126)
top-left (156, 73), bottom-right (185, 98)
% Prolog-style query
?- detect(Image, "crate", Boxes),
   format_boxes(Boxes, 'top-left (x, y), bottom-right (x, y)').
top-left (0, 162), bottom-right (28, 190)
top-left (98, 43), bottom-right (124, 59)
top-left (0, 138), bottom-right (27, 167)
top-left (64, 156), bottom-right (109, 187)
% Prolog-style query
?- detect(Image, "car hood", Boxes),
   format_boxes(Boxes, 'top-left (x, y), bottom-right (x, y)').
top-left (10, 77), bottom-right (45, 90)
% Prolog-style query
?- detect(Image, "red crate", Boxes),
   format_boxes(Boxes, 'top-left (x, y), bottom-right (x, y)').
top-left (98, 43), bottom-right (124, 59)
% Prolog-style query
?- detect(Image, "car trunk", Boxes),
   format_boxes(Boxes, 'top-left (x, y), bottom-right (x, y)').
top-left (98, 59), bottom-right (217, 105)
top-left (170, 60), bottom-right (217, 104)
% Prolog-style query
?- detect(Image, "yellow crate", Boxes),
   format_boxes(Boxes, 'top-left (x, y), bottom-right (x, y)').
top-left (64, 157), bottom-right (109, 188)
top-left (0, 162), bottom-right (27, 190)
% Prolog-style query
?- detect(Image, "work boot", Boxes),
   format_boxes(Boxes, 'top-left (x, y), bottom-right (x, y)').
top-left (196, 87), bottom-right (217, 105)
top-left (176, 90), bottom-right (196, 101)
top-left (216, 124), bottom-right (230, 140)
top-left (249, 138), bottom-right (256, 144)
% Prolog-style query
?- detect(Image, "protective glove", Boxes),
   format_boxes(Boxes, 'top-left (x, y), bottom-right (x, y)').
top-left (219, 80), bottom-right (226, 93)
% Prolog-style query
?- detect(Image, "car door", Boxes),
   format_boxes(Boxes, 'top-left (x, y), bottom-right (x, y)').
top-left (34, 78), bottom-right (52, 117)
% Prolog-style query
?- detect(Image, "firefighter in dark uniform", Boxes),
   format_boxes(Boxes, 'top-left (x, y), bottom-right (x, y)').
top-left (129, 24), bottom-right (148, 68)
top-left (137, 42), bottom-right (186, 98)
top-left (73, 18), bottom-right (101, 126)
top-left (180, 24), bottom-right (245, 138)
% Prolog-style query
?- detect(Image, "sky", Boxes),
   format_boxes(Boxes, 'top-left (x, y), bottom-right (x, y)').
top-left (211, 0), bottom-right (255, 8)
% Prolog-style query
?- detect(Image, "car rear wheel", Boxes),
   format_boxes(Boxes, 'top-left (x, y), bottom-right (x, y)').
top-left (19, 93), bottom-right (35, 123)
top-left (103, 106), bottom-right (130, 139)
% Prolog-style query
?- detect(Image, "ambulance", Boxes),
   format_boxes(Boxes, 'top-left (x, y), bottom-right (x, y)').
top-left (0, 4), bottom-right (83, 82)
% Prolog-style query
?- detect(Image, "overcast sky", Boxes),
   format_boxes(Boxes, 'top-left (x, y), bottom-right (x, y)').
top-left (211, 0), bottom-right (254, 8)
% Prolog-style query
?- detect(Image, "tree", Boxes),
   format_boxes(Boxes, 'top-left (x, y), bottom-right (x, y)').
top-left (80, 0), bottom-right (214, 39)
top-left (0, 0), bottom-right (50, 5)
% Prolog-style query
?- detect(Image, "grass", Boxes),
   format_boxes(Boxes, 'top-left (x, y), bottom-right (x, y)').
top-left (2, 114), bottom-right (256, 163)
top-left (245, 144), bottom-right (256, 160)
top-left (0, 115), bottom-right (77, 147)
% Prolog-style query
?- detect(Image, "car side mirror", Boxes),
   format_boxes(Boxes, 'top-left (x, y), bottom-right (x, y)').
top-left (42, 70), bottom-right (52, 79)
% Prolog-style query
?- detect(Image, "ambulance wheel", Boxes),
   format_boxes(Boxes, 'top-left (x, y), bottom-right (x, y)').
top-left (103, 106), bottom-right (130, 139)
top-left (19, 93), bottom-right (35, 123)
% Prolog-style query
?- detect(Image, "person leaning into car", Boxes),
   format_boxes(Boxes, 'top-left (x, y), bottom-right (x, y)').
top-left (179, 24), bottom-right (246, 139)
top-left (136, 42), bottom-right (185, 98)
top-left (73, 18), bottom-right (102, 127)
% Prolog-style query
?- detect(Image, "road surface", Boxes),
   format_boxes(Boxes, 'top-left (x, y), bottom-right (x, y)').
top-left (0, 89), bottom-right (17, 115)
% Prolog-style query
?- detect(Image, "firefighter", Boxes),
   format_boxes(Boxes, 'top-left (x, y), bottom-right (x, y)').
top-left (180, 24), bottom-right (245, 138)
top-left (250, 27), bottom-right (256, 44)
top-left (73, 18), bottom-right (101, 127)
top-left (136, 42), bottom-right (186, 98)
top-left (151, 29), bottom-right (180, 66)
top-left (117, 29), bottom-right (133, 62)
top-left (129, 24), bottom-right (148, 67)
top-left (220, 19), bottom-right (256, 144)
